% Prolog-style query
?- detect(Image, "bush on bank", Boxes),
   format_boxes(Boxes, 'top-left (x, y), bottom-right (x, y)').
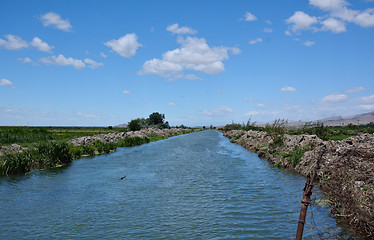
top-left (0, 135), bottom-right (163, 177)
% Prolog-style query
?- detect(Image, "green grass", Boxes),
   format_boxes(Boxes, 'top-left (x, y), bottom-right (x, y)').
top-left (223, 121), bottom-right (374, 141)
top-left (0, 126), bottom-right (127, 146)
top-left (0, 132), bottom-right (169, 177)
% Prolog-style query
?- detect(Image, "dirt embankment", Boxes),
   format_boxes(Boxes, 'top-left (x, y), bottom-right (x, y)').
top-left (223, 130), bottom-right (374, 239)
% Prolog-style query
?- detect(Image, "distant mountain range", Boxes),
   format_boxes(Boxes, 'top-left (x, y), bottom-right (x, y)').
top-left (313, 111), bottom-right (374, 126)
top-left (114, 123), bottom-right (128, 128)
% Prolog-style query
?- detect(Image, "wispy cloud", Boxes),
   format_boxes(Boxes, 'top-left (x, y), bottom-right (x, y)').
top-left (343, 86), bottom-right (365, 93)
top-left (122, 90), bottom-right (131, 95)
top-left (168, 102), bottom-right (176, 106)
top-left (264, 28), bottom-right (273, 33)
top-left (39, 54), bottom-right (85, 69)
top-left (84, 58), bottom-right (104, 69)
top-left (203, 106), bottom-right (233, 116)
top-left (18, 57), bottom-right (33, 63)
top-left (280, 86), bottom-right (297, 92)
top-left (249, 38), bottom-right (262, 45)
top-left (321, 94), bottom-right (348, 104)
top-left (216, 90), bottom-right (227, 95)
top-left (0, 78), bottom-right (15, 88)
top-left (166, 23), bottom-right (197, 35)
top-left (0, 35), bottom-right (28, 50)
top-left (304, 41), bottom-right (316, 46)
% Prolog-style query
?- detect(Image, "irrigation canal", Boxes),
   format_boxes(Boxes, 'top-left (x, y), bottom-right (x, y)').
top-left (0, 130), bottom-right (352, 239)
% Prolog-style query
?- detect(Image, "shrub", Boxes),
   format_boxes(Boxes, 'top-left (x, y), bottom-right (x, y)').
top-left (0, 151), bottom-right (33, 176)
top-left (82, 144), bottom-right (96, 156)
top-left (128, 119), bottom-right (143, 131)
top-left (224, 123), bottom-right (242, 131)
top-left (69, 146), bottom-right (83, 159)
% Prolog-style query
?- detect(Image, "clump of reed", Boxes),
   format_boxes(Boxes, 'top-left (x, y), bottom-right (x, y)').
top-left (0, 135), bottom-right (161, 176)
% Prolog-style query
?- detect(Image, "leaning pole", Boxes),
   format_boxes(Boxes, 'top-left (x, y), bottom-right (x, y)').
top-left (296, 172), bottom-right (315, 240)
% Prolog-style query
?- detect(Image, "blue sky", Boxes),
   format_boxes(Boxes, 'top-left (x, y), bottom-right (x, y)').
top-left (1, 0), bottom-right (374, 126)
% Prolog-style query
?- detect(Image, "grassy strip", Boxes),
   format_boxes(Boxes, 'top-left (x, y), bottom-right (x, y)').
top-left (0, 126), bottom-right (126, 146)
top-left (0, 135), bottom-right (165, 177)
top-left (223, 121), bottom-right (374, 141)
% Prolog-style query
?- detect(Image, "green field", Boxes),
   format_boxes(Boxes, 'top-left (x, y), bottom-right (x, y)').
top-left (0, 126), bottom-right (127, 147)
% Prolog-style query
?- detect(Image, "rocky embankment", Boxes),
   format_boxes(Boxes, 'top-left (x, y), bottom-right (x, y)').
top-left (223, 130), bottom-right (374, 239)
top-left (69, 128), bottom-right (193, 146)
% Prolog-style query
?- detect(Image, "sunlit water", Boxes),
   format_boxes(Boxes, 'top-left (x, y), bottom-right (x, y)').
top-left (0, 130), bottom-right (352, 239)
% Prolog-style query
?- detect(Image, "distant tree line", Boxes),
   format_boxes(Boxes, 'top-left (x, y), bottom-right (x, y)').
top-left (128, 112), bottom-right (170, 131)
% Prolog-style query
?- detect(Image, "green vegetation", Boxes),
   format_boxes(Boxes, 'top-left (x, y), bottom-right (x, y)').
top-left (0, 126), bottom-right (126, 146)
top-left (128, 112), bottom-right (170, 131)
top-left (282, 144), bottom-right (314, 168)
top-left (223, 120), bottom-right (374, 141)
top-left (0, 112), bottom-right (191, 177)
top-left (289, 122), bottom-right (374, 141)
top-left (223, 118), bottom-right (263, 132)
top-left (0, 134), bottom-right (163, 176)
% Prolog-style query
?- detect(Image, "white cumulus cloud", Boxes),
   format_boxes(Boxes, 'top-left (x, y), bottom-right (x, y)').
top-left (0, 35), bottom-right (28, 50)
top-left (286, 11), bottom-right (318, 32)
top-left (244, 11), bottom-right (257, 21)
top-left (166, 23), bottom-right (197, 35)
top-left (0, 78), bottom-right (15, 88)
top-left (289, 0), bottom-right (374, 34)
top-left (40, 12), bottom-right (72, 32)
top-left (139, 36), bottom-right (239, 80)
top-left (168, 102), bottom-right (176, 106)
top-left (309, 0), bottom-right (348, 11)
top-left (354, 9), bottom-right (374, 27)
top-left (105, 33), bottom-right (142, 58)
top-left (30, 37), bottom-right (54, 53)
top-left (122, 90), bottom-right (131, 95)
top-left (321, 18), bottom-right (346, 33)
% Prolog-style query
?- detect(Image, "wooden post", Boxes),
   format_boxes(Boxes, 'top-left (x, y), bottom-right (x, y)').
top-left (296, 173), bottom-right (315, 240)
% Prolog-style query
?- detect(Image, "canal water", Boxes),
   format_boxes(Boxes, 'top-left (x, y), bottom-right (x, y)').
top-left (0, 130), bottom-right (350, 239)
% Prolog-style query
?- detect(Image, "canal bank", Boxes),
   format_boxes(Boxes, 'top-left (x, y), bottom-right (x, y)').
top-left (0, 128), bottom-right (195, 176)
top-left (223, 129), bottom-right (374, 239)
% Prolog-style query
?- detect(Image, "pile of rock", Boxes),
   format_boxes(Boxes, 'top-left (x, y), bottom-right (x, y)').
top-left (223, 129), bottom-right (374, 238)
top-left (0, 144), bottom-right (23, 156)
top-left (69, 128), bottom-right (193, 146)
top-left (297, 134), bottom-right (374, 236)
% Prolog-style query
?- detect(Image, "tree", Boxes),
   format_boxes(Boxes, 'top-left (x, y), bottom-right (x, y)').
top-left (128, 119), bottom-right (142, 131)
top-left (148, 112), bottom-right (165, 125)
